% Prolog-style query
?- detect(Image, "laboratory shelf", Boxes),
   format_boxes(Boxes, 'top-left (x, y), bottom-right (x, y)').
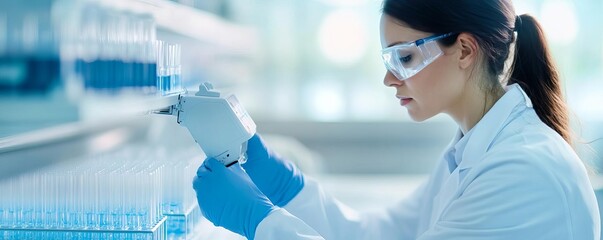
top-left (0, 116), bottom-right (149, 180)
top-left (0, 93), bottom-right (180, 131)
top-left (77, 93), bottom-right (181, 121)
top-left (101, 0), bottom-right (258, 54)
top-left (0, 93), bottom-right (180, 179)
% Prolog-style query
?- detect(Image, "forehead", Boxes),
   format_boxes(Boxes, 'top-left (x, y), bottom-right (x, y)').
top-left (380, 14), bottom-right (430, 47)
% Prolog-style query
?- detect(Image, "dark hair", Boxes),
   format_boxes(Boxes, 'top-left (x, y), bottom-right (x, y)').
top-left (383, 0), bottom-right (572, 145)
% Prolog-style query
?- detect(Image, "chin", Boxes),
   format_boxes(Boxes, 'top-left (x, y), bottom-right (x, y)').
top-left (407, 110), bottom-right (434, 122)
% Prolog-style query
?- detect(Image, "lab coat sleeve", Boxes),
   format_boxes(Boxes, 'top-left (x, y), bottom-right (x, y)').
top-left (280, 177), bottom-right (429, 240)
top-left (416, 153), bottom-right (596, 240)
top-left (255, 208), bottom-right (325, 240)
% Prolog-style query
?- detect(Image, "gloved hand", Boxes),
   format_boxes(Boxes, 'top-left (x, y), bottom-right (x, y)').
top-left (242, 134), bottom-right (305, 207)
top-left (193, 158), bottom-right (275, 239)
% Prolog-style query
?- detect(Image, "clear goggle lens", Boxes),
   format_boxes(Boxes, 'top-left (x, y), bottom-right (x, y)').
top-left (381, 33), bottom-right (454, 80)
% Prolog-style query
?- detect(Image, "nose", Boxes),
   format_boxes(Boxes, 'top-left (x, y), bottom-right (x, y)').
top-left (383, 71), bottom-right (403, 87)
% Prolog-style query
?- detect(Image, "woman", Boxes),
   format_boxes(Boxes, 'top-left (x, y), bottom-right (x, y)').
top-left (192, 0), bottom-right (600, 239)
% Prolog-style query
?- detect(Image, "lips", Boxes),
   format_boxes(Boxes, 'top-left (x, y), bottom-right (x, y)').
top-left (396, 95), bottom-right (413, 106)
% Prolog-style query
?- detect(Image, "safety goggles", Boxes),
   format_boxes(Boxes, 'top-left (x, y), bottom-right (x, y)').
top-left (381, 32), bottom-right (455, 80)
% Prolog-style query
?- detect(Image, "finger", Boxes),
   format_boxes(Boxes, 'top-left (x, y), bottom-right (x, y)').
top-left (205, 157), bottom-right (226, 173)
top-left (196, 165), bottom-right (209, 177)
top-left (247, 134), bottom-right (263, 150)
top-left (192, 175), bottom-right (201, 190)
top-left (245, 134), bottom-right (269, 162)
top-left (196, 158), bottom-right (215, 176)
top-left (249, 133), bottom-right (261, 144)
top-left (192, 175), bottom-right (211, 193)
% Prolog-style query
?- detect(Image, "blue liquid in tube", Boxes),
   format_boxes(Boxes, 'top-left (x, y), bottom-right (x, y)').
top-left (0, 57), bottom-right (61, 94)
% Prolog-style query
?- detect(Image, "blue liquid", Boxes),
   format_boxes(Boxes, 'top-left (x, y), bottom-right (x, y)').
top-left (126, 209), bottom-right (136, 230)
top-left (0, 57), bottom-right (61, 94)
top-left (0, 209), bottom-right (4, 227)
top-left (0, 219), bottom-right (167, 240)
top-left (156, 74), bottom-right (182, 95)
top-left (158, 75), bottom-right (171, 95)
top-left (69, 212), bottom-right (79, 229)
top-left (22, 208), bottom-right (32, 227)
top-left (165, 205), bottom-right (201, 239)
top-left (100, 211), bottom-right (109, 229)
top-left (45, 210), bottom-right (55, 229)
top-left (76, 59), bottom-right (158, 94)
top-left (171, 74), bottom-right (181, 92)
top-left (170, 203), bottom-right (179, 214)
top-left (145, 63), bottom-right (158, 88)
top-left (112, 211), bottom-right (123, 230)
top-left (85, 212), bottom-right (94, 229)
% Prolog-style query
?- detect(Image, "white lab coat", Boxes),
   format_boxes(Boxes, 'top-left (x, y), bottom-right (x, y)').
top-left (254, 84), bottom-right (601, 240)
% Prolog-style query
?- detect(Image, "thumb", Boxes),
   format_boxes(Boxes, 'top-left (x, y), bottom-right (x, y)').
top-left (246, 134), bottom-right (270, 159)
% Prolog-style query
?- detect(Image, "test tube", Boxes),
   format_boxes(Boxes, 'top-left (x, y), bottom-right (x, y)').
top-left (122, 11), bottom-right (135, 93)
top-left (103, 8), bottom-right (121, 93)
top-left (142, 14), bottom-right (157, 93)
top-left (0, 180), bottom-right (6, 228)
top-left (0, 139), bottom-right (199, 236)
top-left (167, 43), bottom-right (174, 93)
top-left (76, 4), bottom-right (102, 92)
top-left (57, 172), bottom-right (66, 229)
top-left (168, 43), bottom-right (183, 93)
top-left (155, 40), bottom-right (166, 95)
top-left (91, 161), bottom-right (100, 229)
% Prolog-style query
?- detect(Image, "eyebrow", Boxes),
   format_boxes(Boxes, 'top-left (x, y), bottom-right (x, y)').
top-left (386, 33), bottom-right (454, 48)
top-left (387, 41), bottom-right (411, 48)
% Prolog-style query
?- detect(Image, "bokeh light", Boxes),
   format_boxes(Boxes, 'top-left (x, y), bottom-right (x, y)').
top-left (318, 9), bottom-right (369, 66)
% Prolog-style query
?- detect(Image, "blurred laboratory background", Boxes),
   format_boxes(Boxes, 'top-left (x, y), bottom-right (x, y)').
top-left (0, 0), bottom-right (602, 239)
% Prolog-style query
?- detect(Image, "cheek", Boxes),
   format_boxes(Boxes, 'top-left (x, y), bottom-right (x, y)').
top-left (407, 58), bottom-right (460, 110)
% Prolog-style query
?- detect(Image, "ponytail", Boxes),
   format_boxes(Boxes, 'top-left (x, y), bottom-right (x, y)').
top-left (509, 14), bottom-right (572, 145)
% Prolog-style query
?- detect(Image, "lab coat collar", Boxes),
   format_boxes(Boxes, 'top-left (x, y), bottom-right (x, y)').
top-left (452, 124), bottom-right (476, 169)
top-left (444, 127), bottom-right (474, 173)
top-left (443, 130), bottom-right (463, 173)
top-left (456, 83), bottom-right (532, 171)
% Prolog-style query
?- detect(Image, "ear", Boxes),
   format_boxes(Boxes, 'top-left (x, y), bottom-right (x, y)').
top-left (455, 33), bottom-right (479, 70)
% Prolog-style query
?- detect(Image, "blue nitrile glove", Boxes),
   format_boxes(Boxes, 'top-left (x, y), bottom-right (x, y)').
top-left (242, 134), bottom-right (305, 207)
top-left (193, 158), bottom-right (275, 239)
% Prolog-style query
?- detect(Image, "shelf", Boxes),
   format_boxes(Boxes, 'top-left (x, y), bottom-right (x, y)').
top-left (0, 93), bottom-right (179, 124)
top-left (0, 91), bottom-right (185, 179)
top-left (102, 0), bottom-right (258, 55)
top-left (0, 92), bottom-right (180, 142)
top-left (0, 115), bottom-right (152, 180)
top-left (77, 93), bottom-right (180, 120)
